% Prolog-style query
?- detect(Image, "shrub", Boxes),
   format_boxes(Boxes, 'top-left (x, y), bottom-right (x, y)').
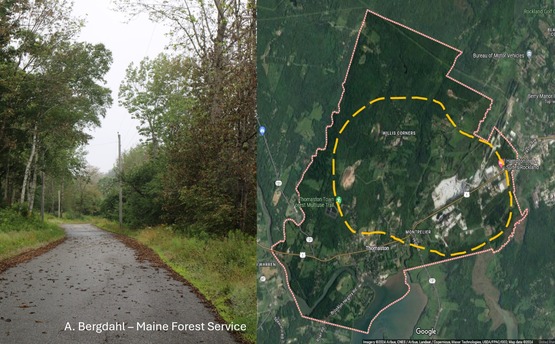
top-left (10, 202), bottom-right (29, 218)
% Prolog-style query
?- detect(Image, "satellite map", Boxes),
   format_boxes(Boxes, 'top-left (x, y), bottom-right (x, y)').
top-left (257, 1), bottom-right (555, 342)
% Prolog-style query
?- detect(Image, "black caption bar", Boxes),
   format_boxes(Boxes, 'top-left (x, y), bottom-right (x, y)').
top-left (362, 340), bottom-right (555, 344)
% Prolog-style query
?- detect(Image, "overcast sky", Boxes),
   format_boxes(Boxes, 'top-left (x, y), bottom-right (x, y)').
top-left (71, 0), bottom-right (169, 173)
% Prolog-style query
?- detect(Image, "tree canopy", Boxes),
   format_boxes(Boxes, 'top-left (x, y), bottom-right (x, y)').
top-left (2, 0), bottom-right (256, 237)
top-left (0, 0), bottom-right (112, 213)
top-left (105, 0), bottom-right (257, 235)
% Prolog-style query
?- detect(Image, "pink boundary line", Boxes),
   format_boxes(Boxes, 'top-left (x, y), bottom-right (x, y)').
top-left (270, 9), bottom-right (529, 334)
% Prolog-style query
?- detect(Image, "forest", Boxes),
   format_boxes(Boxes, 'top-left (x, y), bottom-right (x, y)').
top-left (1, 0), bottom-right (256, 236)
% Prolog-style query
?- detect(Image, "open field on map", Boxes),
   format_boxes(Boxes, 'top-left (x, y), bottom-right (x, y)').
top-left (274, 12), bottom-right (519, 330)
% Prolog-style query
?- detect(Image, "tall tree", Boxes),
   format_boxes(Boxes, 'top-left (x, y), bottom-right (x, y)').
top-left (114, 0), bottom-right (256, 120)
top-left (119, 54), bottom-right (194, 157)
top-left (17, 40), bottom-right (112, 209)
top-left (0, 0), bottom-right (113, 212)
top-left (114, 0), bottom-right (257, 234)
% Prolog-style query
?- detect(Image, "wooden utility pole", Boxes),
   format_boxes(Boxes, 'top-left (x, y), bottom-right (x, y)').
top-left (118, 132), bottom-right (123, 229)
top-left (61, 178), bottom-right (64, 218)
top-left (40, 171), bottom-right (45, 222)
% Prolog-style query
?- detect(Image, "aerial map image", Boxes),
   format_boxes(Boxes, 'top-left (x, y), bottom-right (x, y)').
top-left (257, 1), bottom-right (555, 342)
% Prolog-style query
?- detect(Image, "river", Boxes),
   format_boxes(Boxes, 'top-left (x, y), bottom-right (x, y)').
top-left (352, 271), bottom-right (428, 342)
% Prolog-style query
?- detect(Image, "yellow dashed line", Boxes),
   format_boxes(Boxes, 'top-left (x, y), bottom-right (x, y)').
top-left (361, 231), bottom-right (386, 235)
top-left (336, 202), bottom-right (343, 217)
top-left (429, 249), bottom-right (446, 257)
top-left (508, 191), bottom-right (513, 207)
top-left (479, 138), bottom-right (493, 148)
top-left (489, 231), bottom-right (503, 242)
top-left (332, 159), bottom-right (335, 176)
top-left (505, 212), bottom-right (512, 228)
top-left (445, 114), bottom-right (457, 127)
top-left (433, 99), bottom-right (446, 110)
top-left (471, 242), bottom-right (486, 251)
top-left (390, 235), bottom-right (405, 244)
top-left (411, 96), bottom-right (428, 101)
top-left (344, 221), bottom-right (356, 234)
top-left (369, 97), bottom-right (385, 104)
top-left (325, 96), bottom-right (516, 256)
top-left (352, 106), bottom-right (366, 118)
top-left (410, 243), bottom-right (425, 250)
top-left (339, 120), bottom-right (350, 134)
top-left (458, 130), bottom-right (474, 139)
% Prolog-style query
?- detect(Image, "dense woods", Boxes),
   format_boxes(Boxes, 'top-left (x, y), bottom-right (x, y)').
top-left (0, 0), bottom-right (112, 216)
top-left (1, 0), bottom-right (257, 237)
top-left (104, 0), bottom-right (257, 235)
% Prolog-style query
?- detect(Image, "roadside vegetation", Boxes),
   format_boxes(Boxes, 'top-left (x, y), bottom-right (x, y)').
top-left (91, 2), bottom-right (257, 341)
top-left (0, 207), bottom-right (64, 261)
top-left (58, 215), bottom-right (255, 343)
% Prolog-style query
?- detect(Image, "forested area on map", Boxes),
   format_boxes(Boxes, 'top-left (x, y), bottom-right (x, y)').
top-left (258, 0), bottom-right (555, 342)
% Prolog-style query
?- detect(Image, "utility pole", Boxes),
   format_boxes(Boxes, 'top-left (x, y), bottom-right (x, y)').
top-left (118, 132), bottom-right (123, 229)
top-left (40, 171), bottom-right (45, 222)
top-left (61, 178), bottom-right (64, 218)
top-left (57, 189), bottom-right (61, 218)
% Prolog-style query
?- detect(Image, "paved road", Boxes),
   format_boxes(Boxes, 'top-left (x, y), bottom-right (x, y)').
top-left (0, 224), bottom-right (238, 344)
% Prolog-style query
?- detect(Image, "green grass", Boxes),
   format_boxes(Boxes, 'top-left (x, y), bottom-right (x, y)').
top-left (0, 208), bottom-right (65, 261)
top-left (87, 217), bottom-right (256, 343)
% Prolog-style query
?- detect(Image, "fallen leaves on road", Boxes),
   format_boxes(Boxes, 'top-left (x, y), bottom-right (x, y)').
top-left (0, 238), bottom-right (66, 274)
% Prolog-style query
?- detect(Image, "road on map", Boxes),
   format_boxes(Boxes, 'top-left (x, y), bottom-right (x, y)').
top-left (0, 224), bottom-right (237, 344)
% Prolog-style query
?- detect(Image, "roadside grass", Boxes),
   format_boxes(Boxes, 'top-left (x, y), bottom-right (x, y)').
top-left (87, 217), bottom-right (256, 343)
top-left (0, 209), bottom-right (65, 261)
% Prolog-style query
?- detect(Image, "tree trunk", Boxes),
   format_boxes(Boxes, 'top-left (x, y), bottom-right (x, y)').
top-left (28, 151), bottom-right (38, 212)
top-left (3, 151), bottom-right (9, 204)
top-left (60, 178), bottom-right (64, 218)
top-left (50, 178), bottom-right (55, 213)
top-left (41, 172), bottom-right (45, 221)
top-left (20, 124), bottom-right (38, 204)
top-left (208, 0), bottom-right (227, 121)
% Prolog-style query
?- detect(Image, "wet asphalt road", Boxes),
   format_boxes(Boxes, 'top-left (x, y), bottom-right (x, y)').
top-left (0, 224), bottom-right (237, 344)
